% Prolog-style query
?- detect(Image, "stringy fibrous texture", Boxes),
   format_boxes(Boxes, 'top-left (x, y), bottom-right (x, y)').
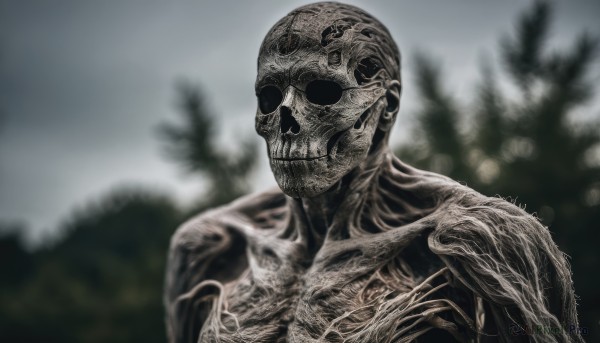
top-left (165, 153), bottom-right (582, 343)
top-left (164, 2), bottom-right (581, 342)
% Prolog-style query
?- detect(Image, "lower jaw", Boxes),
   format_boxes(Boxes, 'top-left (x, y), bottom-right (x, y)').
top-left (270, 159), bottom-right (332, 198)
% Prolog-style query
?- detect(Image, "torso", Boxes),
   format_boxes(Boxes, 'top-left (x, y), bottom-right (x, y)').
top-left (167, 157), bottom-right (486, 342)
top-left (167, 156), bottom-right (571, 343)
top-left (196, 194), bottom-right (475, 343)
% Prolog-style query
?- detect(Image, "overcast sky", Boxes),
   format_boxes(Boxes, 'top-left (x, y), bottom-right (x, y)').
top-left (1, 0), bottom-right (599, 245)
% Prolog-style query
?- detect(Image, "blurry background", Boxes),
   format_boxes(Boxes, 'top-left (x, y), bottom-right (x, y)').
top-left (0, 0), bottom-right (598, 341)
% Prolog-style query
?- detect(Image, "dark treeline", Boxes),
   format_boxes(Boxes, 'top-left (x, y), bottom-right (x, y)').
top-left (1, 2), bottom-right (598, 341)
top-left (0, 82), bottom-right (257, 342)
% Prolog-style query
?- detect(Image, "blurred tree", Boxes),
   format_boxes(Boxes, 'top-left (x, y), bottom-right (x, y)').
top-left (396, 1), bottom-right (599, 339)
top-left (0, 222), bottom-right (33, 290)
top-left (0, 83), bottom-right (259, 341)
top-left (395, 52), bottom-right (471, 182)
top-left (0, 190), bottom-right (181, 343)
top-left (158, 81), bottom-right (258, 207)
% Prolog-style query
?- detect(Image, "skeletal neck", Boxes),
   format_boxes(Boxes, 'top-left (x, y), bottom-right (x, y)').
top-left (290, 142), bottom-right (391, 254)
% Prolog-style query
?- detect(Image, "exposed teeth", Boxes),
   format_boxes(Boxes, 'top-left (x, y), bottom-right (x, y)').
top-left (272, 155), bottom-right (327, 161)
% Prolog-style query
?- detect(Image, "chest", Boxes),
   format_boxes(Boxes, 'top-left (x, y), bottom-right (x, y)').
top-left (208, 233), bottom-right (458, 342)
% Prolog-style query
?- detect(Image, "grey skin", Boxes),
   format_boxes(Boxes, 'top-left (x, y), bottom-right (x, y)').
top-left (164, 2), bottom-right (582, 342)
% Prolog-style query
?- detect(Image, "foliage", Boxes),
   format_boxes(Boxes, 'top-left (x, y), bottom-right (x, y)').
top-left (396, 1), bottom-right (599, 338)
top-left (0, 84), bottom-right (258, 342)
top-left (0, 190), bottom-right (181, 342)
top-left (158, 81), bottom-right (257, 207)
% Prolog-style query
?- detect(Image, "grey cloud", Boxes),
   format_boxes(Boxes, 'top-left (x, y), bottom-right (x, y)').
top-left (0, 0), bottom-right (597, 243)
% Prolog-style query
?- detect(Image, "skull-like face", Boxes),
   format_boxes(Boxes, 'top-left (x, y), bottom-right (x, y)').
top-left (255, 3), bottom-right (401, 198)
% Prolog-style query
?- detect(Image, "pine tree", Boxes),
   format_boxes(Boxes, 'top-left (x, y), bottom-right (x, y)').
top-left (396, 1), bottom-right (599, 337)
top-left (158, 81), bottom-right (258, 207)
top-left (396, 53), bottom-right (471, 182)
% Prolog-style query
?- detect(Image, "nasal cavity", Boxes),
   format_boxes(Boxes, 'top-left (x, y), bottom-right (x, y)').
top-left (280, 106), bottom-right (300, 134)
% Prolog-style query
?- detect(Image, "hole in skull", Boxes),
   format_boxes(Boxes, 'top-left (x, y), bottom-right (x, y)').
top-left (321, 22), bottom-right (351, 47)
top-left (354, 57), bottom-right (381, 85)
top-left (386, 88), bottom-right (399, 112)
top-left (306, 80), bottom-right (343, 105)
top-left (327, 129), bottom-right (345, 155)
top-left (353, 109), bottom-right (370, 129)
top-left (327, 50), bottom-right (342, 66)
top-left (280, 106), bottom-right (300, 134)
top-left (258, 86), bottom-right (283, 114)
top-left (368, 128), bottom-right (386, 154)
top-left (262, 247), bottom-right (277, 259)
top-left (360, 28), bottom-right (372, 38)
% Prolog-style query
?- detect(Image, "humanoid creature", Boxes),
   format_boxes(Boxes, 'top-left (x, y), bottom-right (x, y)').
top-left (165, 2), bottom-right (581, 342)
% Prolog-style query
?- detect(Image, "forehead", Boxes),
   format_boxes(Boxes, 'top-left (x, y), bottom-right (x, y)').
top-left (260, 7), bottom-right (362, 55)
top-left (256, 8), bottom-right (375, 88)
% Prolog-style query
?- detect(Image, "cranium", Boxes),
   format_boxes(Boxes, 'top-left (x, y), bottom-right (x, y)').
top-left (255, 2), bottom-right (402, 198)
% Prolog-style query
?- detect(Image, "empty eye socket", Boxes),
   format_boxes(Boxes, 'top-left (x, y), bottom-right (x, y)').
top-left (305, 80), bottom-right (343, 105)
top-left (258, 86), bottom-right (283, 114)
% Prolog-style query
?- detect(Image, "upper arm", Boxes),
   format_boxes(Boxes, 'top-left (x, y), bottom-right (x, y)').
top-left (164, 213), bottom-right (248, 343)
top-left (428, 197), bottom-right (581, 342)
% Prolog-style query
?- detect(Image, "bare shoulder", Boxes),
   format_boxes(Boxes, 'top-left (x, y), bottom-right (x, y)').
top-left (164, 188), bottom-right (289, 341)
top-left (169, 187), bottom-right (288, 247)
top-left (165, 187), bottom-right (287, 296)
top-left (425, 182), bottom-right (580, 341)
top-left (435, 180), bottom-right (546, 233)
top-left (425, 175), bottom-right (554, 250)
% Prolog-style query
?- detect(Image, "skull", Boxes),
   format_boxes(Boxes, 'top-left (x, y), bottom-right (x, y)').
top-left (255, 2), bottom-right (401, 198)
